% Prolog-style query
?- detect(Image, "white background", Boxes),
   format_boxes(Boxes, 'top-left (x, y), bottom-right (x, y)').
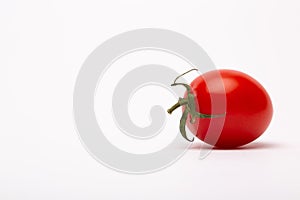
top-left (1, 0), bottom-right (300, 199)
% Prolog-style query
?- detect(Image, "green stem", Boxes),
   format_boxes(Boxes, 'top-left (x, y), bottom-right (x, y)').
top-left (167, 98), bottom-right (188, 114)
top-left (167, 102), bottom-right (180, 114)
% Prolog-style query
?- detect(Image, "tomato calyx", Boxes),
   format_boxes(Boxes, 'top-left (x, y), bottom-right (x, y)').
top-left (167, 69), bottom-right (225, 142)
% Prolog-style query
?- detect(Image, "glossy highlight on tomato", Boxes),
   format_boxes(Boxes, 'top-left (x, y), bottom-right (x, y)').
top-left (168, 69), bottom-right (273, 149)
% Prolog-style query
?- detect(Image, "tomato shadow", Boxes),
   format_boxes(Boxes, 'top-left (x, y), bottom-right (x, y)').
top-left (189, 141), bottom-right (283, 151)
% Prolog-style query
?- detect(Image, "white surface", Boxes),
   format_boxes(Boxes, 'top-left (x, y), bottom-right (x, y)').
top-left (1, 0), bottom-right (300, 199)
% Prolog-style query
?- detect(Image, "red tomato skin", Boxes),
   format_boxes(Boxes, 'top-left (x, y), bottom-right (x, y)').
top-left (185, 69), bottom-right (273, 148)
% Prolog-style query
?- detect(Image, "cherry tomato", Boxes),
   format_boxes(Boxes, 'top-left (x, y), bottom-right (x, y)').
top-left (168, 69), bottom-right (273, 148)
